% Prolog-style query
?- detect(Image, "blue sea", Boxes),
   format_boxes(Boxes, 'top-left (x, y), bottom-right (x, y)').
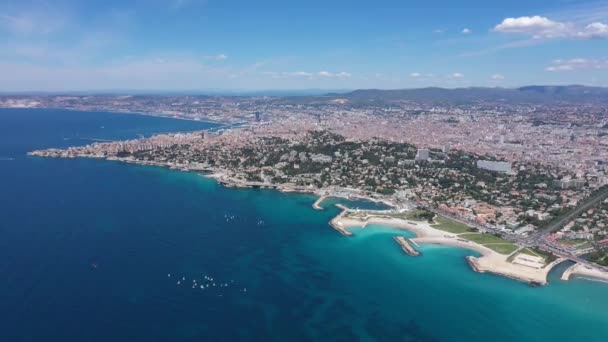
top-left (1, 108), bottom-right (608, 341)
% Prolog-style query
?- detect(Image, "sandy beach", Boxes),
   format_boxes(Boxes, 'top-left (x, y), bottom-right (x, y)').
top-left (329, 209), bottom-right (566, 285)
top-left (412, 236), bottom-right (563, 285)
top-left (330, 213), bottom-right (446, 238)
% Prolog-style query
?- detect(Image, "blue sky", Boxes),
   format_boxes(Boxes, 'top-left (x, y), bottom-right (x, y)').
top-left (1, 0), bottom-right (607, 91)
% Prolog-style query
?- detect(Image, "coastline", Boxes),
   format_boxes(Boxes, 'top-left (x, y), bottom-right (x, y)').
top-left (327, 213), bottom-right (445, 239)
top-left (26, 149), bottom-right (608, 288)
top-left (467, 255), bottom-right (565, 286)
top-left (328, 209), bottom-right (564, 286)
top-left (561, 263), bottom-right (608, 283)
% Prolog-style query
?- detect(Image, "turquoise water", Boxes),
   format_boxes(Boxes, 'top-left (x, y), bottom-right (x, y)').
top-left (1, 108), bottom-right (608, 341)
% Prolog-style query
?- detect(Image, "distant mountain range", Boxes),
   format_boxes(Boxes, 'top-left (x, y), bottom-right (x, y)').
top-left (2, 85), bottom-right (607, 105)
top-left (0, 88), bottom-right (353, 97)
top-left (314, 85), bottom-right (608, 105)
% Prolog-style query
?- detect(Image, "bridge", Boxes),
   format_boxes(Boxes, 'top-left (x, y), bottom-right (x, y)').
top-left (539, 242), bottom-right (608, 273)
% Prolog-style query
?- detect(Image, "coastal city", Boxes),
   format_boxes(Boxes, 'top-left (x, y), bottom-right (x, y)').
top-left (5, 0), bottom-right (608, 340)
top-left (14, 91), bottom-right (608, 285)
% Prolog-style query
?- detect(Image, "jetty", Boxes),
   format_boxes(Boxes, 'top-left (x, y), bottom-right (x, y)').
top-left (561, 263), bottom-right (608, 282)
top-left (394, 236), bottom-right (420, 256)
top-left (561, 264), bottom-right (577, 281)
top-left (329, 204), bottom-right (353, 236)
top-left (312, 196), bottom-right (327, 210)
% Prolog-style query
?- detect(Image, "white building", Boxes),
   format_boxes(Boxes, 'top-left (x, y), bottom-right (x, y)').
top-left (415, 149), bottom-right (430, 161)
top-left (477, 160), bottom-right (513, 174)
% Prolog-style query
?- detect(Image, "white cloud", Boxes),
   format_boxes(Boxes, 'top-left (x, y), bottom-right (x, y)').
top-left (494, 15), bottom-right (608, 39)
top-left (433, 29), bottom-right (444, 34)
top-left (545, 58), bottom-right (608, 72)
top-left (494, 16), bottom-right (569, 38)
top-left (462, 28), bottom-right (472, 34)
top-left (580, 22), bottom-right (608, 39)
top-left (203, 54), bottom-right (228, 61)
top-left (491, 74), bottom-right (505, 80)
top-left (263, 71), bottom-right (350, 79)
top-left (262, 70), bottom-right (352, 80)
top-left (335, 71), bottom-right (351, 78)
top-left (290, 71), bottom-right (313, 77)
top-left (317, 71), bottom-right (351, 78)
top-left (450, 73), bottom-right (464, 78)
top-left (410, 72), bottom-right (421, 77)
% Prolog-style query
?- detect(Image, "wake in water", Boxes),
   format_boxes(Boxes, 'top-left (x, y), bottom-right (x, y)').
top-left (0, 157), bottom-right (14, 161)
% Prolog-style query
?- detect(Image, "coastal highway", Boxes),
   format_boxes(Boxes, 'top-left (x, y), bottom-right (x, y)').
top-left (421, 200), bottom-right (608, 273)
top-left (529, 186), bottom-right (608, 243)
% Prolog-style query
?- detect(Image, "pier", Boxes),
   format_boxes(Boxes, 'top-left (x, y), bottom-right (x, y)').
top-left (394, 236), bottom-right (420, 256)
top-left (329, 204), bottom-right (353, 236)
top-left (560, 262), bottom-right (608, 282)
top-left (312, 196), bottom-right (327, 210)
top-left (561, 263), bottom-right (577, 281)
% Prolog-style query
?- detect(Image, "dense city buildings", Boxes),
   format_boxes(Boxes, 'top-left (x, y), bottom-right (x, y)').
top-left (7, 89), bottom-right (608, 269)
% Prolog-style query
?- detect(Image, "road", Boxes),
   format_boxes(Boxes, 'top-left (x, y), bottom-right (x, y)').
top-left (417, 196), bottom-right (608, 273)
top-left (529, 186), bottom-right (608, 243)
